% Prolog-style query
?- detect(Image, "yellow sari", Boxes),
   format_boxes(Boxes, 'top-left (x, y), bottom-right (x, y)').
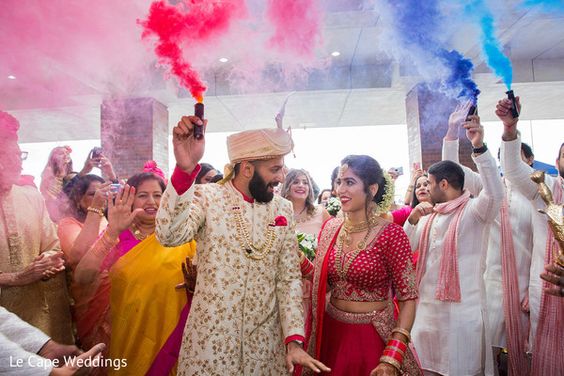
top-left (109, 234), bottom-right (195, 375)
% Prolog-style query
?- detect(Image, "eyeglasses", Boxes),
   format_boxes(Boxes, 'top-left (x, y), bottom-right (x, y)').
top-left (20, 151), bottom-right (28, 161)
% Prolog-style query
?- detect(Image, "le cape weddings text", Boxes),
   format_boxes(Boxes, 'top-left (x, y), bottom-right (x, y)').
top-left (9, 355), bottom-right (127, 371)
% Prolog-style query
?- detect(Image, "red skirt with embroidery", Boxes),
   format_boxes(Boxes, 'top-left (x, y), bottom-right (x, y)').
top-left (319, 306), bottom-right (385, 375)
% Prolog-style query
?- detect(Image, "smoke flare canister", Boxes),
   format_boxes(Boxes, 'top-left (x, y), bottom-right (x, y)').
top-left (506, 90), bottom-right (519, 118)
top-left (466, 104), bottom-right (478, 121)
top-left (194, 102), bottom-right (204, 140)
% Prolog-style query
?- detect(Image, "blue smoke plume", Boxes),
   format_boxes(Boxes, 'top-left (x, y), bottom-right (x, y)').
top-left (523, 0), bottom-right (564, 12)
top-left (381, 0), bottom-right (480, 102)
top-left (439, 50), bottom-right (481, 103)
top-left (465, 0), bottom-right (513, 89)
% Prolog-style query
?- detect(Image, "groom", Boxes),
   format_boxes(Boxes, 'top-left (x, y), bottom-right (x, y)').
top-left (156, 114), bottom-right (329, 375)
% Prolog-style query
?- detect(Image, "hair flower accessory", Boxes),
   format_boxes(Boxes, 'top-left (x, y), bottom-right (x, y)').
top-left (271, 215), bottom-right (288, 227)
top-left (143, 160), bottom-right (167, 183)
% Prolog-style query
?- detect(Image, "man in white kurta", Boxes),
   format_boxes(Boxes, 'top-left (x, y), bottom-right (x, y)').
top-left (404, 119), bottom-right (504, 375)
top-left (442, 110), bottom-right (533, 376)
top-left (497, 96), bottom-right (564, 375)
top-left (156, 115), bottom-right (328, 375)
top-left (0, 306), bottom-right (54, 376)
top-left (0, 306), bottom-right (105, 375)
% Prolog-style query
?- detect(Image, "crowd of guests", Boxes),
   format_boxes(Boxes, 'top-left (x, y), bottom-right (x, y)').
top-left (0, 94), bottom-right (562, 376)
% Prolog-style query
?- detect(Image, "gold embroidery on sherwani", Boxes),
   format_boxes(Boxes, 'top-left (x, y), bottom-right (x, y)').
top-left (156, 181), bottom-right (304, 375)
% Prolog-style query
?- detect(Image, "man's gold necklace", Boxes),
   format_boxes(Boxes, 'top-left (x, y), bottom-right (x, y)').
top-left (231, 191), bottom-right (277, 260)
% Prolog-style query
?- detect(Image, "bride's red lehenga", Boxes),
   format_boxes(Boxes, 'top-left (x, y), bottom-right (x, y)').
top-left (301, 216), bottom-right (422, 375)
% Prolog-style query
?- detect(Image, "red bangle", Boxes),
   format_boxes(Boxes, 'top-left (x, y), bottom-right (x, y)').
top-left (387, 339), bottom-right (407, 352)
top-left (382, 348), bottom-right (404, 363)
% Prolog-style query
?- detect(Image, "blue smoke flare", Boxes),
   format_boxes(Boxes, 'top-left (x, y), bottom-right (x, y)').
top-left (439, 49), bottom-right (481, 103)
top-left (383, 0), bottom-right (480, 102)
top-left (466, 0), bottom-right (513, 89)
top-left (523, 0), bottom-right (564, 11)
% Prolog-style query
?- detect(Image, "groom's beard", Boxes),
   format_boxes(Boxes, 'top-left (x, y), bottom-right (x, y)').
top-left (249, 171), bottom-right (276, 203)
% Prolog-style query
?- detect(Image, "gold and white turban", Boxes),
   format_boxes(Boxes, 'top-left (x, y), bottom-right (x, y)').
top-left (221, 127), bottom-right (293, 182)
top-left (220, 94), bottom-right (295, 182)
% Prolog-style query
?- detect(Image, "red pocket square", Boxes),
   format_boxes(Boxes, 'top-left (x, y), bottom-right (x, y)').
top-left (272, 215), bottom-right (288, 227)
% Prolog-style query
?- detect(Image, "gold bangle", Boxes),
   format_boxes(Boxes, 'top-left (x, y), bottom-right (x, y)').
top-left (392, 327), bottom-right (411, 343)
top-left (87, 207), bottom-right (104, 217)
top-left (379, 356), bottom-right (401, 372)
top-left (102, 230), bottom-right (119, 244)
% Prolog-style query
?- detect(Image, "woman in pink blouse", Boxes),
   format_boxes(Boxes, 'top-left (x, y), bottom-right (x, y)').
top-left (302, 155), bottom-right (421, 376)
top-left (391, 168), bottom-right (432, 227)
top-left (58, 175), bottom-right (108, 268)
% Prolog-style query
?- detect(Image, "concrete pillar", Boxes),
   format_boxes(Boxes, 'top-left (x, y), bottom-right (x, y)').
top-left (405, 84), bottom-right (476, 172)
top-left (101, 97), bottom-right (169, 180)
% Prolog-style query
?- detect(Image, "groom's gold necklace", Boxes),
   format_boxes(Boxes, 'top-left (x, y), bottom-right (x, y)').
top-left (231, 190), bottom-right (277, 260)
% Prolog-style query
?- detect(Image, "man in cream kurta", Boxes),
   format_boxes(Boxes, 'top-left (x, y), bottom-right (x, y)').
top-left (0, 111), bottom-right (73, 345)
top-left (404, 118), bottom-right (504, 375)
top-left (441, 107), bottom-right (533, 376)
top-left (156, 114), bottom-right (329, 375)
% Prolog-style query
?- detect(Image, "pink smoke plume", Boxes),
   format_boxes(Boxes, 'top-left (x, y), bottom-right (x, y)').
top-left (0, 1), bottom-right (154, 109)
top-left (266, 0), bottom-right (322, 58)
top-left (139, 0), bottom-right (247, 101)
top-left (0, 111), bottom-right (20, 141)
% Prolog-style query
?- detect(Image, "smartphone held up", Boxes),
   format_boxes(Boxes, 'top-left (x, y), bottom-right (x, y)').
top-left (110, 183), bottom-right (122, 194)
top-left (91, 147), bottom-right (103, 160)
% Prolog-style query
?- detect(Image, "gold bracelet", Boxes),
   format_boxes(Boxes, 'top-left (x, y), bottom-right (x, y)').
top-left (379, 356), bottom-right (402, 372)
top-left (87, 207), bottom-right (104, 217)
top-left (102, 230), bottom-right (119, 244)
top-left (392, 327), bottom-right (411, 343)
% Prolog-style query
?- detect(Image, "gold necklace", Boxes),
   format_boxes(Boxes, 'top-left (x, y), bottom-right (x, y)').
top-left (340, 217), bottom-right (369, 245)
top-left (131, 223), bottom-right (151, 241)
top-left (343, 218), bottom-right (369, 233)
top-left (335, 226), bottom-right (373, 280)
top-left (231, 189), bottom-right (277, 260)
top-left (295, 207), bottom-right (315, 224)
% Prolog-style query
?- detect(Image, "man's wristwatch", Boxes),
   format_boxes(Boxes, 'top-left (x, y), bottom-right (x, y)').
top-left (472, 143), bottom-right (488, 154)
